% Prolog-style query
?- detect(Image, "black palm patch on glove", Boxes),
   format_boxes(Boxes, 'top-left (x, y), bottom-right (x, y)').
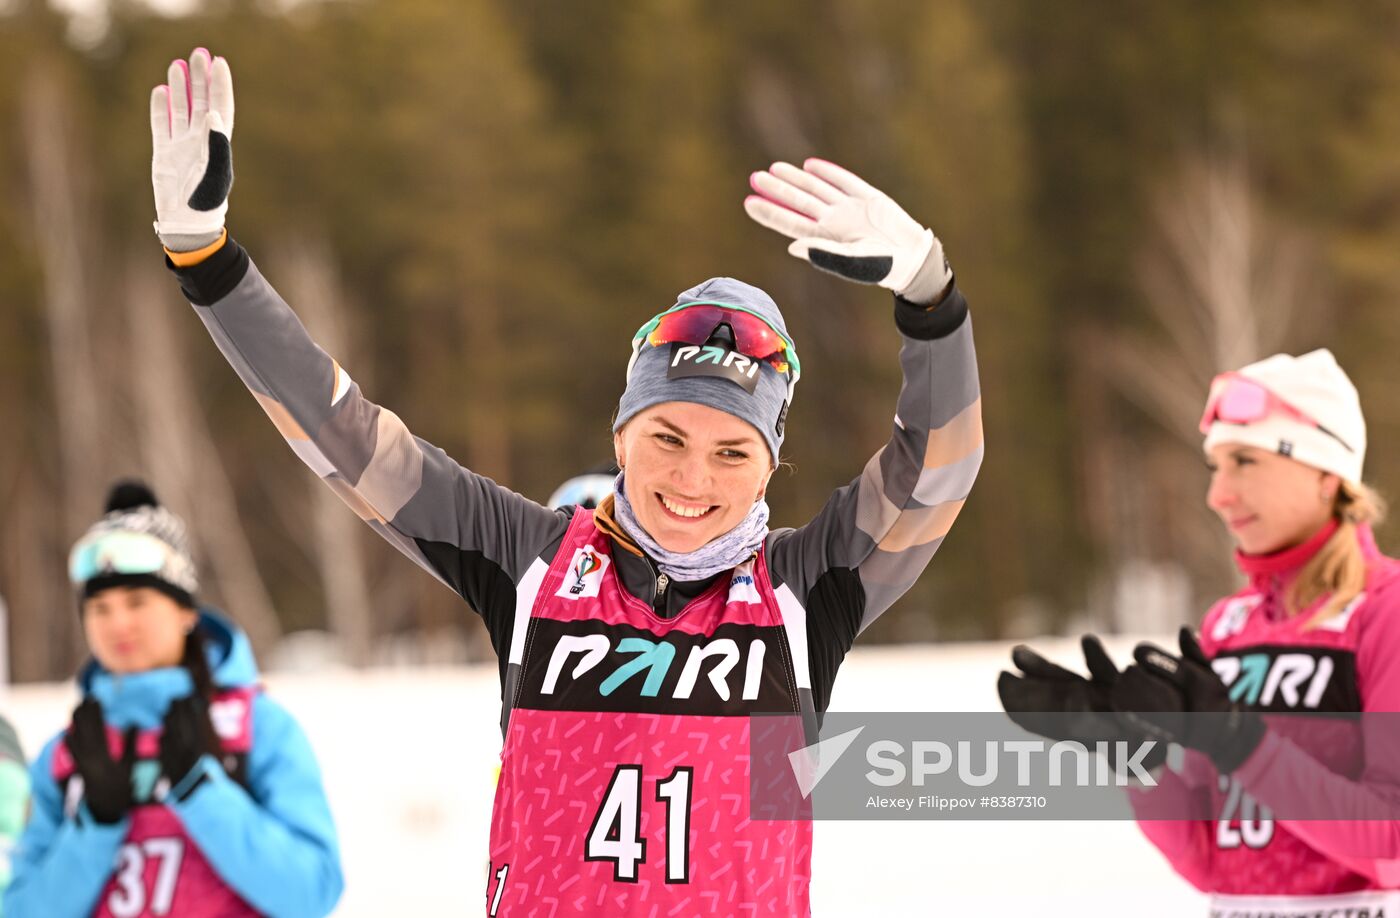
top-left (188, 131), bottom-right (233, 212)
top-left (806, 248), bottom-right (893, 285)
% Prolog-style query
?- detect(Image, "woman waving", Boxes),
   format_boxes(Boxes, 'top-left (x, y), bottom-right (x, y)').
top-left (151, 48), bottom-right (981, 914)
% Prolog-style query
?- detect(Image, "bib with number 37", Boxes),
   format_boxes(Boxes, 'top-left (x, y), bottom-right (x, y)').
top-left (97, 808), bottom-right (256, 918)
top-left (51, 689), bottom-right (261, 917)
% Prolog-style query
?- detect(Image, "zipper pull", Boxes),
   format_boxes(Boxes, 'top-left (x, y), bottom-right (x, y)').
top-left (655, 573), bottom-right (670, 603)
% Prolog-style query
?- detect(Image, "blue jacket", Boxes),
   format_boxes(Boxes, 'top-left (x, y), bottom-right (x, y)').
top-left (3, 609), bottom-right (344, 918)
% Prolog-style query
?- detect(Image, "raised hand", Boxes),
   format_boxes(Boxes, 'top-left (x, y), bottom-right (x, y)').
top-left (998, 636), bottom-right (1167, 772)
top-left (65, 699), bottom-right (137, 825)
top-left (1113, 627), bottom-right (1266, 774)
top-left (159, 694), bottom-right (223, 800)
top-left (150, 47), bottom-right (234, 249)
top-left (745, 158), bottom-right (949, 301)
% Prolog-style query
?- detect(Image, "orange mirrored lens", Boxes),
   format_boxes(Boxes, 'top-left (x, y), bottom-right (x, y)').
top-left (648, 305), bottom-right (790, 373)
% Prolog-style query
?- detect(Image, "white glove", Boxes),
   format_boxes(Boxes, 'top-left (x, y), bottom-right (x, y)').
top-left (150, 48), bottom-right (234, 248)
top-left (744, 158), bottom-right (950, 300)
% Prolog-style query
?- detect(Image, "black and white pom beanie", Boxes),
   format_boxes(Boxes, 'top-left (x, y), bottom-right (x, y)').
top-left (70, 480), bottom-right (199, 609)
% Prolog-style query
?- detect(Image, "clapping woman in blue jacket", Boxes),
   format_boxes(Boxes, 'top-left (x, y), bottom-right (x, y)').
top-left (3, 481), bottom-right (343, 918)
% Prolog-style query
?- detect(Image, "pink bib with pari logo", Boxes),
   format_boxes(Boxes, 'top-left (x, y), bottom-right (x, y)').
top-left (486, 510), bottom-right (814, 916)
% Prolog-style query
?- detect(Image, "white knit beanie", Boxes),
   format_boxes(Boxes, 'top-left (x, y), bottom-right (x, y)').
top-left (1202, 349), bottom-right (1365, 483)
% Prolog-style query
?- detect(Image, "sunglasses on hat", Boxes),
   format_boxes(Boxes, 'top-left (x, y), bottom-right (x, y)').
top-left (1199, 372), bottom-right (1354, 453)
top-left (628, 301), bottom-right (800, 403)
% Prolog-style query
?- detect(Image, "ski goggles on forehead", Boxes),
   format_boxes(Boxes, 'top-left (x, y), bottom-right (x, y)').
top-left (631, 302), bottom-right (801, 378)
top-left (68, 531), bottom-right (176, 586)
top-left (1199, 372), bottom-right (1355, 453)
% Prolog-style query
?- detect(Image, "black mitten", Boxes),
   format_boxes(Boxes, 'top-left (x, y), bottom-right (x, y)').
top-left (159, 694), bottom-right (223, 800)
top-left (66, 699), bottom-right (136, 825)
top-left (1112, 627), bottom-right (1266, 773)
top-left (998, 635), bottom-right (1167, 772)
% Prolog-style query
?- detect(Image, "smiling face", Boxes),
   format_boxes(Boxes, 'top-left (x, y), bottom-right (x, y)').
top-left (613, 401), bottom-right (774, 554)
top-left (81, 586), bottom-right (196, 674)
top-left (1206, 443), bottom-right (1339, 554)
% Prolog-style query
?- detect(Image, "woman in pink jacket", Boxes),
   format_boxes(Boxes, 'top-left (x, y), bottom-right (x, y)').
top-left (1001, 349), bottom-right (1400, 914)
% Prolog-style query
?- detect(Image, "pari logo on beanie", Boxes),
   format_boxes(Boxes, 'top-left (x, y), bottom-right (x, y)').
top-left (1203, 349), bottom-right (1366, 483)
top-left (69, 480), bottom-right (199, 608)
top-left (666, 343), bottom-right (765, 393)
top-left (615, 277), bottom-right (795, 465)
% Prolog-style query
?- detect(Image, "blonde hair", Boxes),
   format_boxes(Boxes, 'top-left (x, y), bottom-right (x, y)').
top-left (1290, 480), bottom-right (1388, 628)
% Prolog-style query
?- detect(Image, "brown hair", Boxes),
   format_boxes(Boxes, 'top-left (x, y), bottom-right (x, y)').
top-left (1289, 480), bottom-right (1388, 628)
top-left (181, 626), bottom-right (218, 703)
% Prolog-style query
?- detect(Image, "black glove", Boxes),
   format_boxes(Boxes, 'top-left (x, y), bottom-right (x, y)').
top-left (1112, 627), bottom-right (1266, 774)
top-left (998, 636), bottom-right (1168, 772)
top-left (65, 699), bottom-right (137, 825)
top-left (159, 694), bottom-right (222, 799)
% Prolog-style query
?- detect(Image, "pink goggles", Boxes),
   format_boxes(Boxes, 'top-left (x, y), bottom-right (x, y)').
top-left (1198, 372), bottom-right (1353, 453)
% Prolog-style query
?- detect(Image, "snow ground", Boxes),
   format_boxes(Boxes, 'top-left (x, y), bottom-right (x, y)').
top-left (2, 637), bottom-right (1206, 916)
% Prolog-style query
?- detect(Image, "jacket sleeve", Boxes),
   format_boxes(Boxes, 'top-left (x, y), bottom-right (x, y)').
top-left (765, 287), bottom-right (982, 711)
top-left (170, 695), bottom-right (343, 918)
top-left (1126, 754), bottom-right (1218, 892)
top-left (0, 757), bottom-right (31, 890)
top-left (1229, 587), bottom-right (1400, 885)
top-left (1119, 600), bottom-right (1237, 892)
top-left (167, 239), bottom-right (568, 657)
top-left (2, 737), bottom-right (128, 918)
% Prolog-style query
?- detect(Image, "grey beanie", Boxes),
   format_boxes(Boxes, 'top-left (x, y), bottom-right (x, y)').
top-left (614, 278), bottom-right (794, 464)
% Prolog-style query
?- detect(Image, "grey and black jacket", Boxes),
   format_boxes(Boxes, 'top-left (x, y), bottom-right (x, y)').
top-left (169, 240), bottom-right (982, 721)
